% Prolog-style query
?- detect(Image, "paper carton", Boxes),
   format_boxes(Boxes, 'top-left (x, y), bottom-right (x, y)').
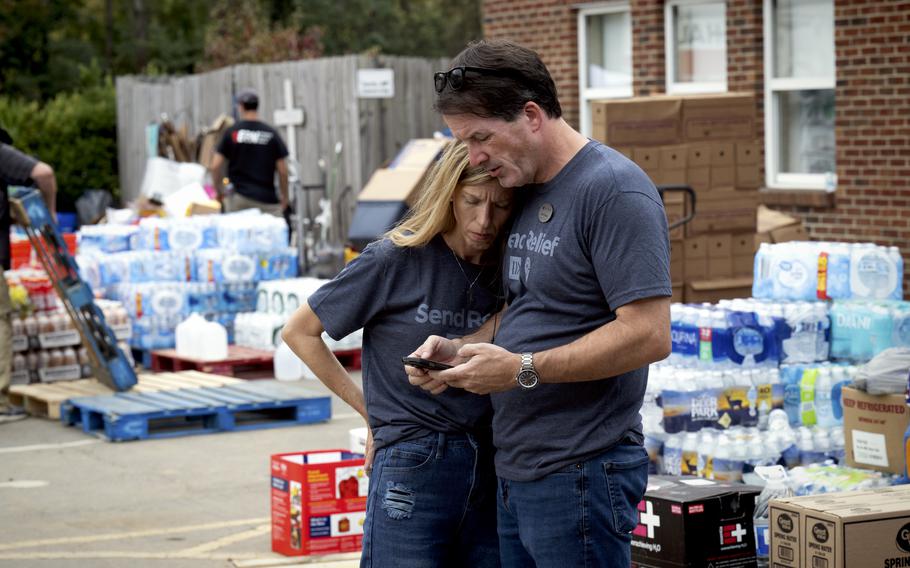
top-left (631, 476), bottom-right (761, 568)
top-left (592, 97), bottom-right (683, 147)
top-left (770, 485), bottom-right (910, 568)
top-left (842, 386), bottom-right (910, 475)
top-left (271, 450), bottom-right (368, 557)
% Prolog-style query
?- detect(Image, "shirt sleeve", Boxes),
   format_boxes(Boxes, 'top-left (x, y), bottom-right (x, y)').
top-left (0, 144), bottom-right (38, 185)
top-left (215, 129), bottom-right (232, 157)
top-left (589, 183), bottom-right (672, 310)
top-left (307, 241), bottom-right (395, 340)
top-left (273, 130), bottom-right (289, 160)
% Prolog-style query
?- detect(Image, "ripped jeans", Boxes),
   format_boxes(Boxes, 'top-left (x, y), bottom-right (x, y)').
top-left (361, 432), bottom-right (500, 568)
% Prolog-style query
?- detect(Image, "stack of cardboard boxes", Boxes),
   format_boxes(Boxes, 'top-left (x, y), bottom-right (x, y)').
top-left (593, 93), bottom-right (762, 303)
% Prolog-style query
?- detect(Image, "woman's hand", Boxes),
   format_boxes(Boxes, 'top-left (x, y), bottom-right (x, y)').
top-left (405, 335), bottom-right (461, 394)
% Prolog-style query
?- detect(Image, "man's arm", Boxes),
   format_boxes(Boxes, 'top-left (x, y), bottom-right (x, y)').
top-left (434, 295), bottom-right (671, 395)
top-left (209, 153), bottom-right (226, 201)
top-left (30, 162), bottom-right (57, 218)
top-left (405, 306), bottom-right (505, 394)
top-left (276, 158), bottom-right (289, 210)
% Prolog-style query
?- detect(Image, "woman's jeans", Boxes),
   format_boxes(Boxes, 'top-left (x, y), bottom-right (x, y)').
top-left (497, 440), bottom-right (650, 568)
top-left (361, 432), bottom-right (500, 567)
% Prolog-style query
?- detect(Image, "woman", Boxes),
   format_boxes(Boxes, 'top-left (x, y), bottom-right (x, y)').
top-left (281, 141), bottom-right (513, 567)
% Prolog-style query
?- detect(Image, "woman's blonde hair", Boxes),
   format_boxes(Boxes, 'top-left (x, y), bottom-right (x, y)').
top-left (386, 141), bottom-right (494, 248)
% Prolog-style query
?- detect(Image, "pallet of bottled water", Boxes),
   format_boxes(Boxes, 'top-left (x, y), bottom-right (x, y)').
top-left (753, 241), bottom-right (903, 301)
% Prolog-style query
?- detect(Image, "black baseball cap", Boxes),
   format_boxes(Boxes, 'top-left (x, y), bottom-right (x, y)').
top-left (236, 89), bottom-right (259, 106)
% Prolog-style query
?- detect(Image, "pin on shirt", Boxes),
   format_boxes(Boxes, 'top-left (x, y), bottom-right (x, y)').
top-left (538, 203), bottom-right (554, 223)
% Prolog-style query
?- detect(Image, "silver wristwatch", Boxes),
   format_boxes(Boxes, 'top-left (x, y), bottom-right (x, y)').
top-left (516, 352), bottom-right (540, 390)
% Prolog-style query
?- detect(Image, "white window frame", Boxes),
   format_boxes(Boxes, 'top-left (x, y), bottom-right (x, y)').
top-left (577, 1), bottom-right (633, 138)
top-left (763, 0), bottom-right (836, 190)
top-left (664, 0), bottom-right (728, 94)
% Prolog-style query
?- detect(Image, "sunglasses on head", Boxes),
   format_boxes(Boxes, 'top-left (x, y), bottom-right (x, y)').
top-left (434, 66), bottom-right (530, 93)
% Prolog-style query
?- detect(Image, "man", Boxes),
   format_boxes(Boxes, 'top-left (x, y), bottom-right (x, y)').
top-left (406, 40), bottom-right (671, 566)
top-left (209, 89), bottom-right (289, 216)
top-left (0, 130), bottom-right (57, 423)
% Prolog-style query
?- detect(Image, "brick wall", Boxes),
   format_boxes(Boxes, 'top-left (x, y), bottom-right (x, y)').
top-left (771, 1), bottom-right (910, 295)
top-left (484, 0), bottom-right (910, 294)
top-left (482, 0), bottom-right (580, 127)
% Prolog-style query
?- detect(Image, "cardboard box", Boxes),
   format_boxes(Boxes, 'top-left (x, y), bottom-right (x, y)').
top-left (842, 386), bottom-right (910, 475)
top-left (633, 147), bottom-right (661, 176)
top-left (681, 93), bottom-right (757, 141)
top-left (664, 192), bottom-right (689, 241)
top-left (357, 168), bottom-right (430, 205)
top-left (685, 276), bottom-right (753, 303)
top-left (631, 476), bottom-right (761, 568)
top-left (684, 236), bottom-right (708, 280)
top-left (197, 114), bottom-right (234, 169)
top-left (771, 223), bottom-right (809, 243)
top-left (736, 141), bottom-right (761, 165)
top-left (592, 97), bottom-right (683, 147)
top-left (706, 233), bottom-right (732, 278)
top-left (687, 143), bottom-right (712, 167)
top-left (686, 189), bottom-right (759, 236)
top-left (686, 165), bottom-right (711, 193)
top-left (271, 450), bottom-right (368, 556)
top-left (358, 138), bottom-right (450, 204)
top-left (670, 240), bottom-right (685, 282)
top-left (672, 282), bottom-right (684, 304)
top-left (770, 485), bottom-right (910, 568)
top-left (731, 234), bottom-right (757, 276)
top-left (735, 164), bottom-right (762, 189)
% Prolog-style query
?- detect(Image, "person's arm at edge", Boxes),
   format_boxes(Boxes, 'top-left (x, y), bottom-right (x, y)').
top-left (280, 301), bottom-right (375, 467)
top-left (444, 295), bottom-right (671, 394)
top-left (281, 302), bottom-right (366, 419)
top-left (276, 158), bottom-right (289, 210)
top-left (209, 152), bottom-right (226, 202)
top-left (30, 161), bottom-right (57, 218)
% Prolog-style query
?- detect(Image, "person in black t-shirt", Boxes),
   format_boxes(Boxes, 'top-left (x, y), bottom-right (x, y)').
top-left (210, 89), bottom-right (289, 216)
top-left (0, 130), bottom-right (57, 422)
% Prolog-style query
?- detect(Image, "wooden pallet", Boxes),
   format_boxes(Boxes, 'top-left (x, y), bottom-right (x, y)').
top-left (61, 379), bottom-right (331, 442)
top-left (8, 370), bottom-right (243, 420)
top-left (149, 346), bottom-right (276, 376)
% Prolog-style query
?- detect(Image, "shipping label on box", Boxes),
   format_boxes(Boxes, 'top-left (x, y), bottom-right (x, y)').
top-left (842, 386), bottom-right (910, 474)
top-left (271, 450), bottom-right (368, 557)
top-left (631, 476), bottom-right (761, 568)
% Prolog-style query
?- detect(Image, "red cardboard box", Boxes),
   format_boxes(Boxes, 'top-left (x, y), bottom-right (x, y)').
top-left (271, 450), bottom-right (368, 557)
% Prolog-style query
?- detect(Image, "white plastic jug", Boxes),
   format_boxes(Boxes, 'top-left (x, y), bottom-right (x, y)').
top-left (273, 340), bottom-right (316, 381)
top-left (176, 313), bottom-right (228, 361)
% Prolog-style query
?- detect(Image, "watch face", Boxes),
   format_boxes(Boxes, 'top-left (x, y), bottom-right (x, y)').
top-left (517, 370), bottom-right (539, 389)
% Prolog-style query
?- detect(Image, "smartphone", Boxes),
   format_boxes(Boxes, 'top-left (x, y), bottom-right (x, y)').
top-left (401, 356), bottom-right (453, 371)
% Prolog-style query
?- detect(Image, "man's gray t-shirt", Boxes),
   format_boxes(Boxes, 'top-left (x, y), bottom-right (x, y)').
top-left (492, 141), bottom-right (671, 481)
top-left (308, 235), bottom-right (501, 451)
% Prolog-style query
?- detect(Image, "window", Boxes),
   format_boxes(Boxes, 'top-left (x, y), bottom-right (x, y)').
top-left (764, 0), bottom-right (835, 190)
top-left (578, 3), bottom-right (632, 138)
top-left (665, 0), bottom-right (727, 94)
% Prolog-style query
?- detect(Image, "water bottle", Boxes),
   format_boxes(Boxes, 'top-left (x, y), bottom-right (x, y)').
top-left (753, 469), bottom-right (794, 568)
top-left (697, 308), bottom-right (714, 368)
top-left (814, 367), bottom-right (837, 428)
top-left (681, 429), bottom-right (700, 476)
top-left (752, 243), bottom-right (774, 299)
top-left (663, 434), bottom-right (683, 476)
top-left (799, 366), bottom-right (818, 427)
top-left (826, 242), bottom-right (852, 299)
top-left (696, 429), bottom-right (717, 478)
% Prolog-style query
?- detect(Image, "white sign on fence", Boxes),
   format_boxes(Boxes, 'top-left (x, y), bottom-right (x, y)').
top-left (357, 69), bottom-right (395, 99)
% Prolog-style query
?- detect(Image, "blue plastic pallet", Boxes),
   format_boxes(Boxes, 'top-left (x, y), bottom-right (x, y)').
top-left (60, 380), bottom-right (332, 441)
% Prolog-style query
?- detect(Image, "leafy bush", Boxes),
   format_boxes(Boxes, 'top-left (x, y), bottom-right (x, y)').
top-left (0, 81), bottom-right (119, 211)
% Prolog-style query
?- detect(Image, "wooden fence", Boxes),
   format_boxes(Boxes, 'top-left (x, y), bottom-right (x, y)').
top-left (116, 54), bottom-right (448, 243)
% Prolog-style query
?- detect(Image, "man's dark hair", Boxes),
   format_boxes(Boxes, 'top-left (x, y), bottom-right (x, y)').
top-left (435, 40), bottom-right (561, 122)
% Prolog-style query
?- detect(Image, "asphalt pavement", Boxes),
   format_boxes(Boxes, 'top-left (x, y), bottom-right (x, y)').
top-left (0, 374), bottom-right (365, 568)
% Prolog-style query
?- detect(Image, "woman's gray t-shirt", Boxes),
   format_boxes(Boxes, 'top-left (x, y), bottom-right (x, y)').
top-left (492, 141), bottom-right (672, 481)
top-left (308, 235), bottom-right (501, 450)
